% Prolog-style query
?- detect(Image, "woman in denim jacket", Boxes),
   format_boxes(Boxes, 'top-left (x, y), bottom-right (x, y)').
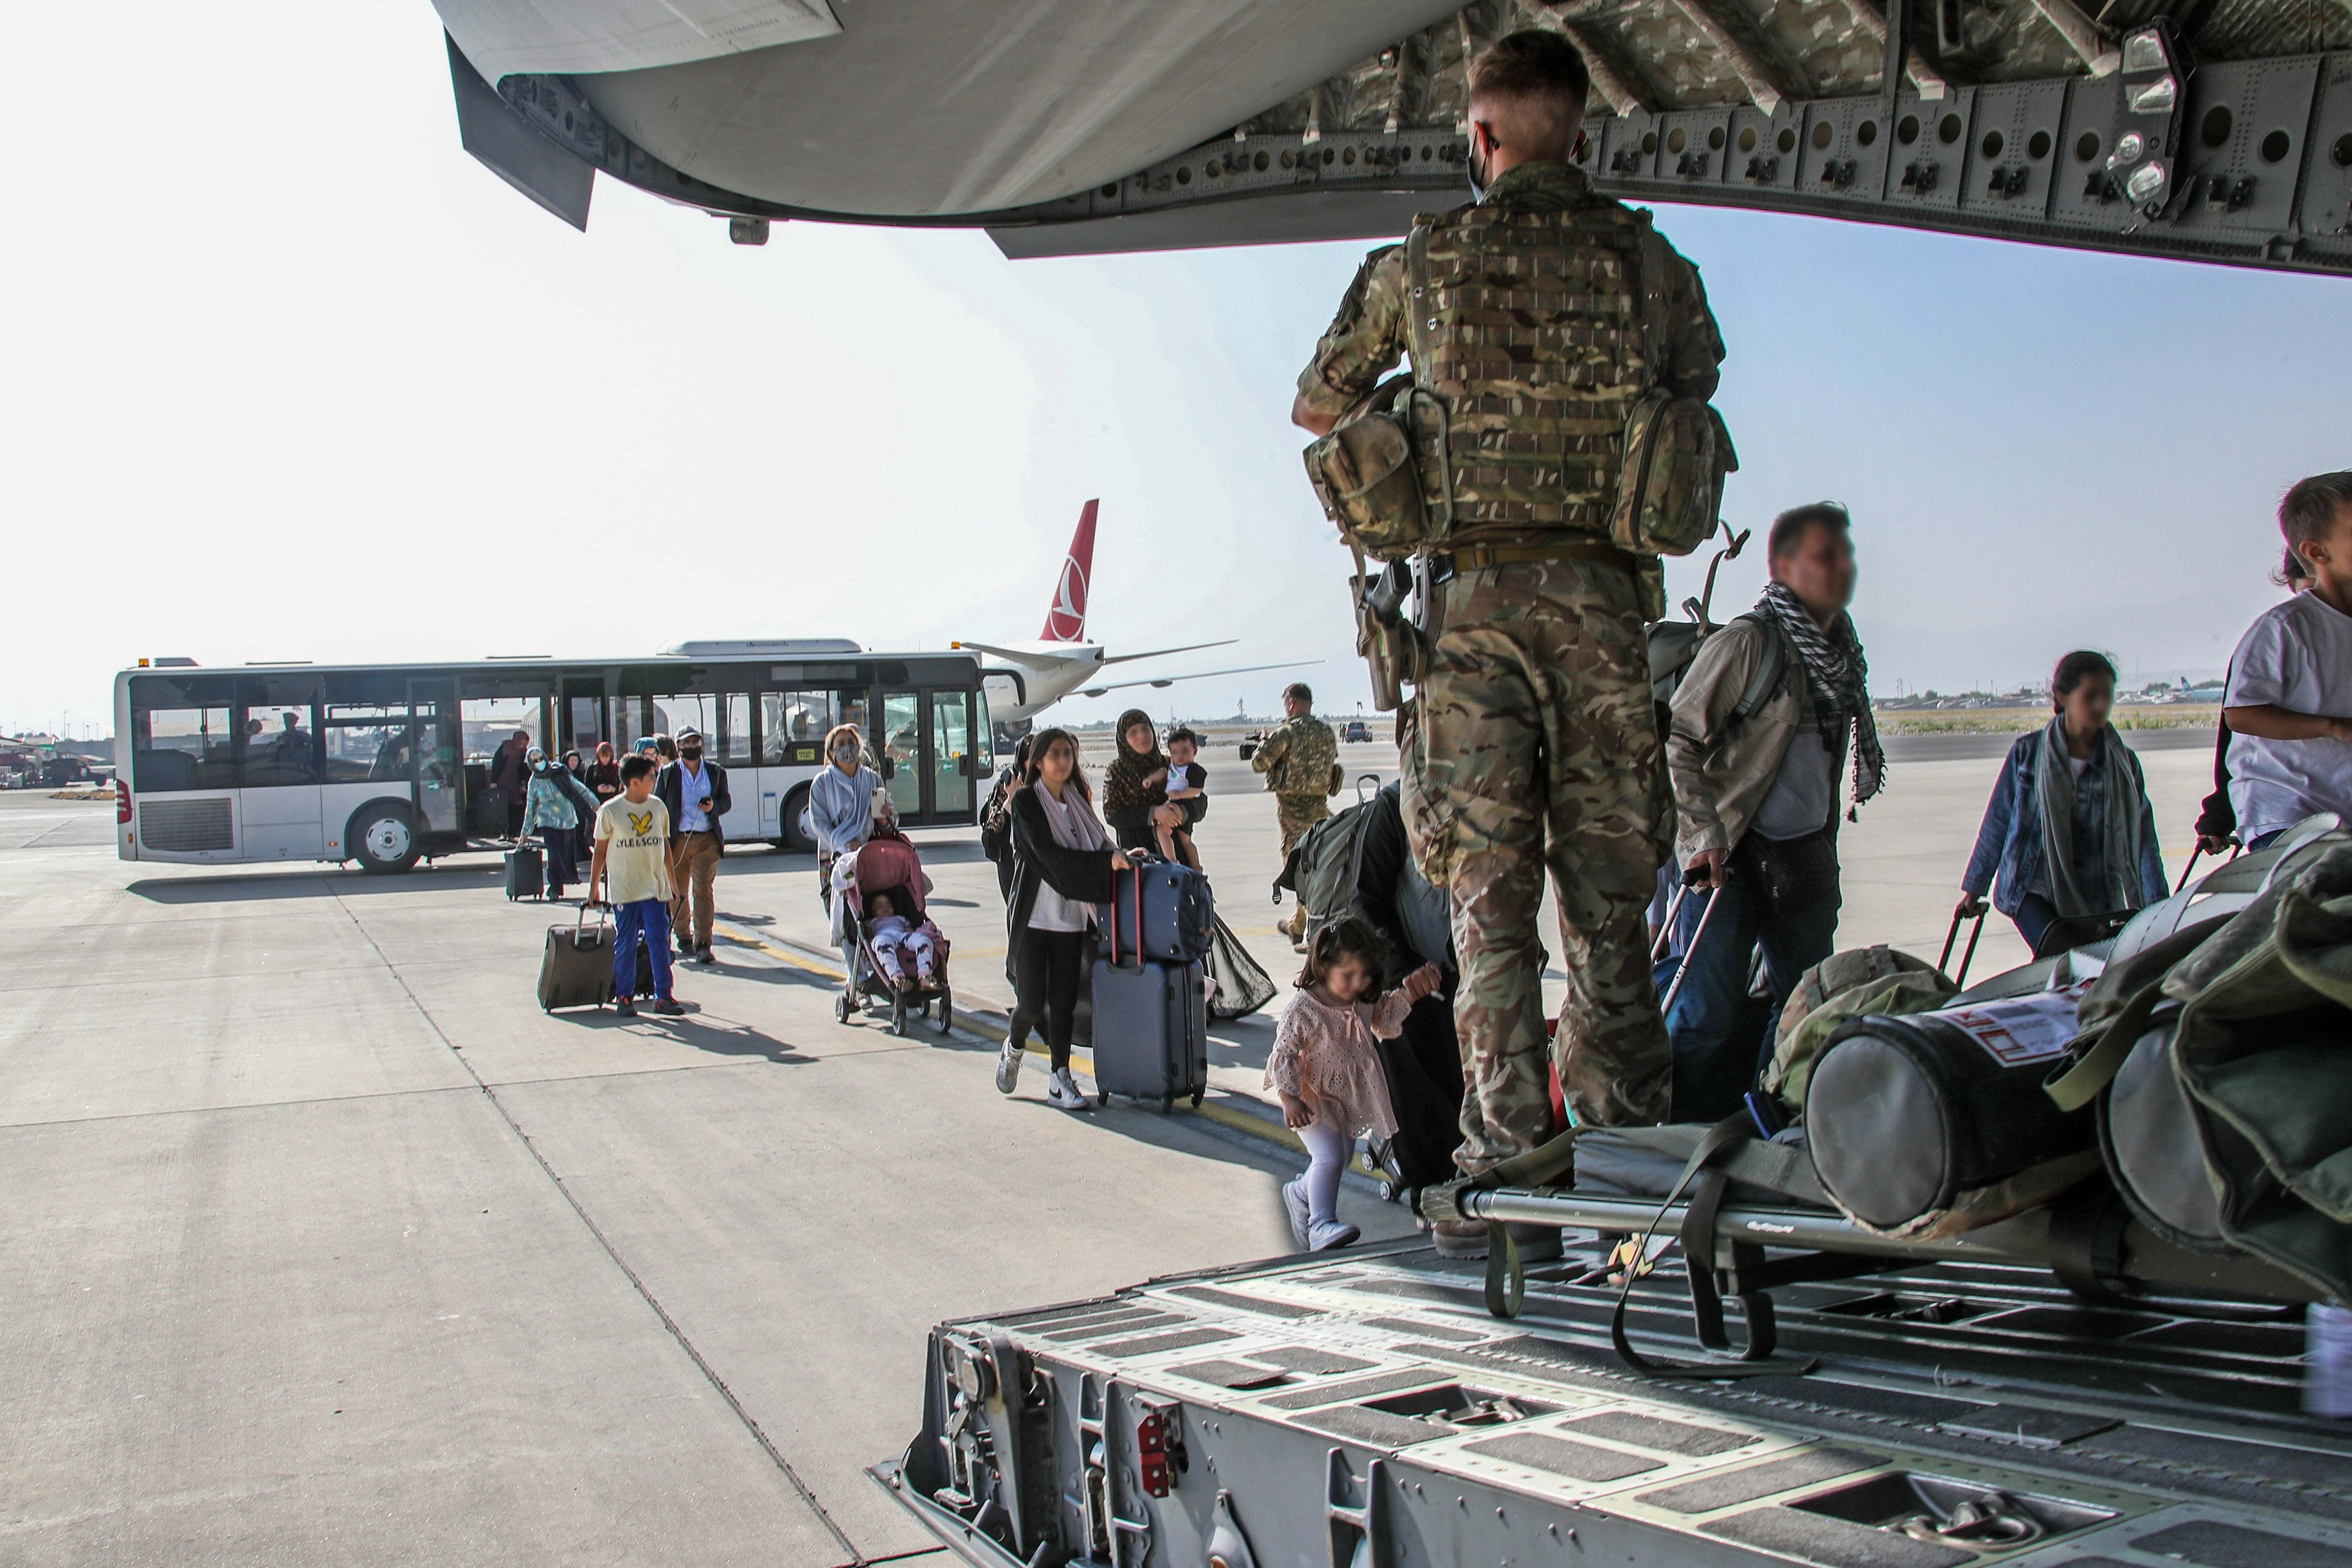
top-left (1957, 651), bottom-right (2169, 953)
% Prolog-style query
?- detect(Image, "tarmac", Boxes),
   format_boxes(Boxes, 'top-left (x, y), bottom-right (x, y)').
top-left (0, 726), bottom-right (2222, 1563)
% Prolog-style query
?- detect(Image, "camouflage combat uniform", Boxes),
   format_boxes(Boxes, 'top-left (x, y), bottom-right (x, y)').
top-left (1296, 160), bottom-right (1725, 1166)
top-left (1252, 713), bottom-right (1339, 935)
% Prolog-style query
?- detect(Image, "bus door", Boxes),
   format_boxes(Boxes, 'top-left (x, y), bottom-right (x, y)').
top-left (408, 679), bottom-right (463, 838)
top-left (929, 689), bottom-right (976, 821)
top-left (562, 677), bottom-right (606, 756)
top-left (879, 689), bottom-right (923, 822)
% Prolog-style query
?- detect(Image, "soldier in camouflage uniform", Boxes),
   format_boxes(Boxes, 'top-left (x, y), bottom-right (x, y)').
top-left (1252, 682), bottom-right (1340, 940)
top-left (1292, 30), bottom-right (1724, 1251)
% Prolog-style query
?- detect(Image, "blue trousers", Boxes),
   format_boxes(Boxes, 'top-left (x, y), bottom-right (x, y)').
top-left (2010, 891), bottom-right (2061, 955)
top-left (540, 825), bottom-right (578, 895)
top-left (613, 898), bottom-right (674, 1001)
top-left (1664, 875), bottom-right (1839, 1122)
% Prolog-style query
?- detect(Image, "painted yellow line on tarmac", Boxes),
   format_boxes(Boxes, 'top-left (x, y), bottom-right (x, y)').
top-left (710, 921), bottom-right (845, 979)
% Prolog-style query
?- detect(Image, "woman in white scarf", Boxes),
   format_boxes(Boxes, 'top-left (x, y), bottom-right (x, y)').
top-left (997, 729), bottom-right (1134, 1109)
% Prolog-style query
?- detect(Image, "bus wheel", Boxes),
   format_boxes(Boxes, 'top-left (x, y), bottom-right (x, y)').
top-left (350, 805), bottom-right (420, 874)
top-left (778, 787), bottom-right (817, 854)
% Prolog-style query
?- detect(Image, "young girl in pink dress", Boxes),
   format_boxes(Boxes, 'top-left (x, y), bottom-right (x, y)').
top-left (1267, 918), bottom-right (1442, 1251)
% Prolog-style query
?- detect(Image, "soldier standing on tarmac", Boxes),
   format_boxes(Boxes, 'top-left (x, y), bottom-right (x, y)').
top-left (1252, 682), bottom-right (1340, 946)
top-left (1291, 30), bottom-right (1726, 1258)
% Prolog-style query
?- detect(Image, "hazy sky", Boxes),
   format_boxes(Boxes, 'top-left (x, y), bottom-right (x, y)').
top-left (6, 4), bottom-right (2348, 739)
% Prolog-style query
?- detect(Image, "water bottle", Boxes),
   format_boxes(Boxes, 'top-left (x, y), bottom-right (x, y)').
top-left (2308, 1301), bottom-right (2352, 1419)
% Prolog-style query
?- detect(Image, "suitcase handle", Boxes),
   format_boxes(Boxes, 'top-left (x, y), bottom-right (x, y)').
top-left (574, 901), bottom-right (611, 946)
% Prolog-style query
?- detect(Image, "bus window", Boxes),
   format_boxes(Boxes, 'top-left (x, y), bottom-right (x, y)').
top-left (461, 697), bottom-right (540, 764)
top-left (324, 705), bottom-right (413, 783)
top-left (720, 693), bottom-right (752, 763)
top-left (134, 706), bottom-right (233, 792)
top-left (880, 690), bottom-right (921, 819)
top-left (238, 703), bottom-right (319, 787)
top-left (762, 690), bottom-right (837, 761)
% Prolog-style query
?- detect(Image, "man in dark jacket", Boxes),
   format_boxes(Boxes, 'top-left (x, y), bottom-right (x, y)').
top-left (656, 728), bottom-right (731, 964)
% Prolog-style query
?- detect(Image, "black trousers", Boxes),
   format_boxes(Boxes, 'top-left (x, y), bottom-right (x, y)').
top-left (1010, 927), bottom-right (1088, 1072)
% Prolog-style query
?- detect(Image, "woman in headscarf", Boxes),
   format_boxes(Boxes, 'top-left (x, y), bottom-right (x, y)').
top-left (979, 733), bottom-right (1034, 903)
top-left (809, 722), bottom-right (881, 913)
top-left (1959, 650), bottom-right (2168, 953)
top-left (1101, 708), bottom-right (1185, 859)
top-left (998, 728), bottom-right (1133, 1110)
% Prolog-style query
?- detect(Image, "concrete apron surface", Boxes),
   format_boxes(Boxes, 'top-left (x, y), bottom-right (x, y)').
top-left (0, 729), bottom-right (2218, 1562)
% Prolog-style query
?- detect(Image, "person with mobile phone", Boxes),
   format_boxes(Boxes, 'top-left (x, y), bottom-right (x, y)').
top-left (655, 727), bottom-right (732, 965)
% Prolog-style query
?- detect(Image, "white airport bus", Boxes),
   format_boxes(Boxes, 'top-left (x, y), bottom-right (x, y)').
top-left (111, 642), bottom-right (990, 872)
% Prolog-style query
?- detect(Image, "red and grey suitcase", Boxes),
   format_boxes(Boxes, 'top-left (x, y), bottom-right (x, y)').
top-left (539, 906), bottom-right (615, 1011)
top-left (1089, 872), bottom-right (1208, 1112)
top-left (505, 842), bottom-right (544, 901)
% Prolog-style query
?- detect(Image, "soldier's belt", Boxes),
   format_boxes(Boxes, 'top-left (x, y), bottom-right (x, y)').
top-left (1435, 540), bottom-right (1641, 574)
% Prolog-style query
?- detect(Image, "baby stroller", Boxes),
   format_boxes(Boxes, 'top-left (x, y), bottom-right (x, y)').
top-left (832, 827), bottom-right (953, 1037)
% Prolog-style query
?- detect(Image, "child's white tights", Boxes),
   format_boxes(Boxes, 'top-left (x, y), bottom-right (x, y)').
top-left (1298, 1115), bottom-right (1351, 1227)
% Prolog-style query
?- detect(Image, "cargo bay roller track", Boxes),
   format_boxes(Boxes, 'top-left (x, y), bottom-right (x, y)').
top-left (440, 0), bottom-right (2352, 275)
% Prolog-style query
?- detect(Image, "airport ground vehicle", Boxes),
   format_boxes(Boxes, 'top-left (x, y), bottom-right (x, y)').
top-left (1341, 720), bottom-right (1373, 743)
top-left (112, 644), bottom-right (988, 872)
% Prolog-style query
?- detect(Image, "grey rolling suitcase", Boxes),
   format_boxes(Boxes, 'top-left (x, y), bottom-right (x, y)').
top-left (539, 906), bottom-right (615, 1011)
top-left (505, 841), bottom-right (544, 901)
top-left (1090, 882), bottom-right (1208, 1111)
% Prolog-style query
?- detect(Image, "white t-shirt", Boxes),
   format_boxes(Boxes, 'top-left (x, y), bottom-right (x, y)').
top-left (596, 793), bottom-right (674, 906)
top-left (2224, 592), bottom-right (2352, 837)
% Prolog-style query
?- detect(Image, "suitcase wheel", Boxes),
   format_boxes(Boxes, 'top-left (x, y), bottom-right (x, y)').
top-left (1096, 1090), bottom-right (1110, 1110)
top-left (1190, 1088), bottom-right (1203, 1109)
top-left (1378, 1179), bottom-right (1399, 1203)
top-left (1161, 1093), bottom-right (1174, 1115)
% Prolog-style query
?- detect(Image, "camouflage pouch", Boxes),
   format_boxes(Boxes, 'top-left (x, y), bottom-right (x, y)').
top-left (1609, 227), bottom-right (1736, 559)
top-left (1396, 694), bottom-right (1456, 890)
top-left (1301, 225), bottom-right (1454, 562)
top-left (1304, 374), bottom-right (1443, 561)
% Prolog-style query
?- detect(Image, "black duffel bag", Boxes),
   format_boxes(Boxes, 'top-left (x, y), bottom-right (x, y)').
top-left (1807, 991), bottom-right (2103, 1238)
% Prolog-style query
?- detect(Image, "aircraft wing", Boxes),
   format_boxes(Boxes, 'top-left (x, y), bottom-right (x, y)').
top-left (1078, 659), bottom-right (1320, 698)
top-left (951, 640), bottom-right (1082, 665)
top-left (1095, 640), bottom-right (1237, 667)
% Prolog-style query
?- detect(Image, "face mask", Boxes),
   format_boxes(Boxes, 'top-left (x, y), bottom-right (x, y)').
top-left (532, 760), bottom-right (547, 772)
top-left (681, 747), bottom-right (703, 761)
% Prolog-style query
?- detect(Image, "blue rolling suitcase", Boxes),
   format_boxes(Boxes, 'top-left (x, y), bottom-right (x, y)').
top-left (1099, 860), bottom-right (1214, 963)
top-left (1090, 869), bottom-right (1208, 1112)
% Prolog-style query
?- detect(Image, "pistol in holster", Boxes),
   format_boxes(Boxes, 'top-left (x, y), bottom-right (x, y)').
top-left (1353, 557), bottom-right (1431, 714)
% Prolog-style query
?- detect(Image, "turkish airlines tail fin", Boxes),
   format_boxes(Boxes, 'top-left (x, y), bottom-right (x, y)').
top-left (1040, 499), bottom-right (1098, 642)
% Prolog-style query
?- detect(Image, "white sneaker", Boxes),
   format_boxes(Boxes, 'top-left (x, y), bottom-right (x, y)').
top-left (1307, 1219), bottom-right (1361, 1251)
top-left (994, 1040), bottom-right (1023, 1095)
top-left (1046, 1068), bottom-right (1091, 1110)
top-left (1282, 1179), bottom-right (1310, 1249)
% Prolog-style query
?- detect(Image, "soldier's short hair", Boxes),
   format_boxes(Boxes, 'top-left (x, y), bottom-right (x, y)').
top-left (1467, 31), bottom-right (1592, 148)
top-left (2280, 470), bottom-right (2352, 568)
top-left (1283, 682), bottom-right (1314, 707)
top-left (1768, 501), bottom-right (1852, 561)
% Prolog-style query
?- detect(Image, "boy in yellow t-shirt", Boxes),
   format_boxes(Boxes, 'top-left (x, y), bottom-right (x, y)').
top-left (590, 753), bottom-right (682, 1016)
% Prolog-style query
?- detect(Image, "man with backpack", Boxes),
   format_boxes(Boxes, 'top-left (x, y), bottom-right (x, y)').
top-left (1252, 683), bottom-right (1339, 944)
top-left (1290, 29), bottom-right (1725, 1257)
top-left (1664, 502), bottom-right (1882, 1117)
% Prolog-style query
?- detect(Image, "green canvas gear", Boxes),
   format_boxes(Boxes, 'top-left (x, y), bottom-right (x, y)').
top-left (1764, 945), bottom-right (1956, 1110)
top-left (2129, 836), bottom-right (2352, 1304)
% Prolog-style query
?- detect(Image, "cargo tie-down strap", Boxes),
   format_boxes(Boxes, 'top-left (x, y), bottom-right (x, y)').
top-left (1427, 1118), bottom-right (1845, 1379)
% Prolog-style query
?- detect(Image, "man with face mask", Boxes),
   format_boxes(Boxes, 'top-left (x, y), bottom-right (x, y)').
top-left (656, 727), bottom-right (733, 964)
top-left (1291, 30), bottom-right (1725, 1259)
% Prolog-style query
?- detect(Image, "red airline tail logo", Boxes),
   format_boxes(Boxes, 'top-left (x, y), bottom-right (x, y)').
top-left (1041, 499), bottom-right (1097, 642)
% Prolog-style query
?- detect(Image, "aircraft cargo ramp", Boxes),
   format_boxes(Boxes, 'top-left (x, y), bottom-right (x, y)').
top-left (880, 1229), bottom-right (2351, 1568)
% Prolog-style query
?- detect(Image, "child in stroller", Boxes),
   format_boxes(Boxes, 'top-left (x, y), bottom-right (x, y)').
top-left (833, 826), bottom-right (953, 1036)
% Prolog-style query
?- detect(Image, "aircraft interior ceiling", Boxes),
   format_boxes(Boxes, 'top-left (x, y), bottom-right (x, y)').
top-left (440, 0), bottom-right (2352, 275)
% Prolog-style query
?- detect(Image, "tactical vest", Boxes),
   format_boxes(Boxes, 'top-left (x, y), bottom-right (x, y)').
top-left (1408, 199), bottom-right (1653, 535)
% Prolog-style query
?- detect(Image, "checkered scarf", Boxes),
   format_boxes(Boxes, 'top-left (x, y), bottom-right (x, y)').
top-left (1759, 581), bottom-right (1884, 807)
